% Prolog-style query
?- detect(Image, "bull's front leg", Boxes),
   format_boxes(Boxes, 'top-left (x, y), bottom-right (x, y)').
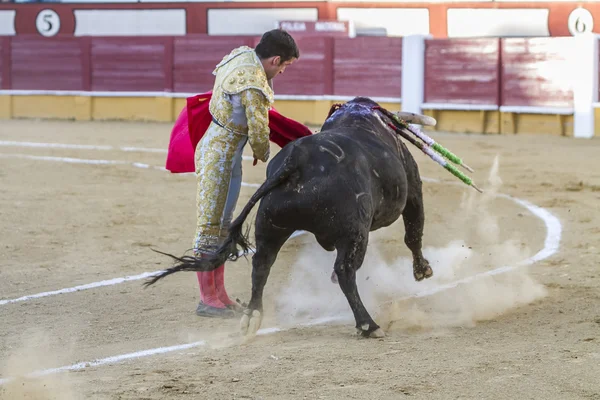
top-left (403, 195), bottom-right (433, 282)
top-left (240, 226), bottom-right (292, 341)
top-left (240, 249), bottom-right (273, 339)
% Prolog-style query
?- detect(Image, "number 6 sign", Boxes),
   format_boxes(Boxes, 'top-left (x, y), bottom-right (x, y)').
top-left (568, 8), bottom-right (594, 36)
top-left (36, 9), bottom-right (61, 37)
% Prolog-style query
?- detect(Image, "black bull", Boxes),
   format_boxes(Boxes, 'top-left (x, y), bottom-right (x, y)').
top-left (146, 97), bottom-right (436, 339)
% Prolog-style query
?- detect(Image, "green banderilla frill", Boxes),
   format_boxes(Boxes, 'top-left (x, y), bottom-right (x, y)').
top-left (431, 142), bottom-right (474, 173)
top-left (418, 137), bottom-right (482, 193)
top-left (374, 106), bottom-right (474, 174)
top-left (445, 162), bottom-right (476, 187)
top-left (377, 109), bottom-right (482, 193)
top-left (390, 113), bottom-right (474, 173)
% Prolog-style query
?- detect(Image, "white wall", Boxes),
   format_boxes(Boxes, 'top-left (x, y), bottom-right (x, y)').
top-left (336, 8), bottom-right (429, 37)
top-left (447, 9), bottom-right (550, 38)
top-left (73, 9), bottom-right (186, 36)
top-left (0, 10), bottom-right (16, 36)
top-left (207, 8), bottom-right (318, 36)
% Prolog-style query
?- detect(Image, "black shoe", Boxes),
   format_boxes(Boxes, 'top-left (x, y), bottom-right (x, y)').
top-left (195, 301), bottom-right (236, 318)
top-left (225, 298), bottom-right (247, 316)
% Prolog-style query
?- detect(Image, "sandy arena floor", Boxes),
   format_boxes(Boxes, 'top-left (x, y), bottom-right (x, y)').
top-left (0, 119), bottom-right (599, 399)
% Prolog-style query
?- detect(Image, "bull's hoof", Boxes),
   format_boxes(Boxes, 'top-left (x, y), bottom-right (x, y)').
top-left (240, 309), bottom-right (262, 340)
top-left (413, 260), bottom-right (433, 282)
top-left (369, 328), bottom-right (386, 338)
top-left (356, 323), bottom-right (384, 339)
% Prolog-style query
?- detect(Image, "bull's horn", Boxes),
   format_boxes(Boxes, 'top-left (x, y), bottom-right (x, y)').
top-left (394, 112), bottom-right (437, 127)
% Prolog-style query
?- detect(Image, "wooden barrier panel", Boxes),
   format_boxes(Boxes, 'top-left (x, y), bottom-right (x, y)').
top-left (424, 38), bottom-right (499, 105)
top-left (250, 36), bottom-right (333, 96)
top-left (11, 37), bottom-right (84, 91)
top-left (333, 37), bottom-right (402, 98)
top-left (0, 34), bottom-right (585, 108)
top-left (0, 38), bottom-right (6, 89)
top-left (91, 37), bottom-right (170, 92)
top-left (174, 35), bottom-right (333, 96)
top-left (173, 35), bottom-right (255, 93)
top-left (501, 37), bottom-right (574, 108)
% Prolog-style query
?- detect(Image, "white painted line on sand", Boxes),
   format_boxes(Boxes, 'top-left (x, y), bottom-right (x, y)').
top-left (0, 153), bottom-right (160, 167)
top-left (0, 230), bottom-right (307, 307)
top-left (0, 148), bottom-right (297, 306)
top-left (0, 140), bottom-right (255, 161)
top-left (0, 152), bottom-right (560, 309)
top-left (0, 315), bottom-right (348, 386)
top-left (0, 153), bottom-right (260, 186)
top-left (0, 272), bottom-right (159, 306)
top-left (390, 180), bottom-right (563, 302)
top-left (0, 340), bottom-right (207, 386)
top-left (0, 176), bottom-right (562, 385)
top-left (0, 140), bottom-right (160, 152)
top-left (0, 146), bottom-right (562, 384)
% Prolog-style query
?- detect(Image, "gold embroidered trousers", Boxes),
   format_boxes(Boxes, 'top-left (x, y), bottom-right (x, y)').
top-left (193, 121), bottom-right (248, 255)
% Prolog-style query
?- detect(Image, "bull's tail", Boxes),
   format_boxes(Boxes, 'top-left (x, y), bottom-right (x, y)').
top-left (143, 147), bottom-right (298, 288)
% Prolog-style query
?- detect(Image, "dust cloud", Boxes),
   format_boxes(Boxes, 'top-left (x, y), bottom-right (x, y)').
top-left (274, 155), bottom-right (548, 332)
top-left (0, 330), bottom-right (81, 400)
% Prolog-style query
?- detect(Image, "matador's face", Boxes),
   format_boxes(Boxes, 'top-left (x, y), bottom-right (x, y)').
top-left (263, 56), bottom-right (297, 80)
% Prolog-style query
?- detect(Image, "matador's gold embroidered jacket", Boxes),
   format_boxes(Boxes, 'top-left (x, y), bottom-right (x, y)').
top-left (208, 45), bottom-right (274, 162)
top-left (193, 46), bottom-right (275, 254)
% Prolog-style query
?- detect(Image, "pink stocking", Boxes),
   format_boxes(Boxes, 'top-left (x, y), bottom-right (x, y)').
top-left (196, 271), bottom-right (226, 308)
top-left (214, 264), bottom-right (236, 306)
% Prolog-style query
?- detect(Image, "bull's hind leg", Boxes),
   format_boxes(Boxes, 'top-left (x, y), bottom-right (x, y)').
top-left (403, 195), bottom-right (433, 282)
top-left (240, 225), bottom-right (293, 339)
top-left (334, 234), bottom-right (385, 338)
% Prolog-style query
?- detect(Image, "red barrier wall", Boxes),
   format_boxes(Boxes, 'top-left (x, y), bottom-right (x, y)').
top-left (259, 37), bottom-right (334, 96)
top-left (0, 34), bottom-right (402, 98)
top-left (333, 37), bottom-right (402, 98)
top-left (0, 38), bottom-right (7, 90)
top-left (0, 35), bottom-right (582, 109)
top-left (424, 36), bottom-right (575, 108)
top-left (424, 38), bottom-right (499, 105)
top-left (501, 37), bottom-right (573, 108)
top-left (11, 37), bottom-right (84, 91)
top-left (173, 36), bottom-right (254, 93)
top-left (91, 37), bottom-right (172, 92)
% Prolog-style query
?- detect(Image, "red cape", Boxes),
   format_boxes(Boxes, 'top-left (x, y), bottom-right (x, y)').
top-left (165, 91), bottom-right (314, 173)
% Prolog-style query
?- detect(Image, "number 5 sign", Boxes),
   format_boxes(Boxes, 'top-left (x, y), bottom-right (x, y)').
top-left (36, 9), bottom-right (61, 37)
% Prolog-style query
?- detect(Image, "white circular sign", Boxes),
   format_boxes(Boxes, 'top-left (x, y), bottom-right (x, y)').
top-left (568, 8), bottom-right (594, 36)
top-left (36, 9), bottom-right (61, 37)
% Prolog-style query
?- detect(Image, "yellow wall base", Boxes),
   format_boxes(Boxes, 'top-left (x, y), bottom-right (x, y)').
top-left (0, 95), bottom-right (175, 123)
top-left (422, 109), bottom-right (500, 134)
top-left (92, 97), bottom-right (174, 122)
top-left (0, 95), bottom-right (401, 127)
top-left (500, 112), bottom-right (573, 136)
top-left (173, 97), bottom-right (187, 120)
top-left (0, 95), bottom-right (11, 119)
top-left (0, 95), bottom-right (586, 137)
top-left (595, 107), bottom-right (600, 137)
top-left (421, 108), bottom-right (575, 136)
top-left (273, 99), bottom-right (401, 127)
top-left (11, 95), bottom-right (92, 121)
